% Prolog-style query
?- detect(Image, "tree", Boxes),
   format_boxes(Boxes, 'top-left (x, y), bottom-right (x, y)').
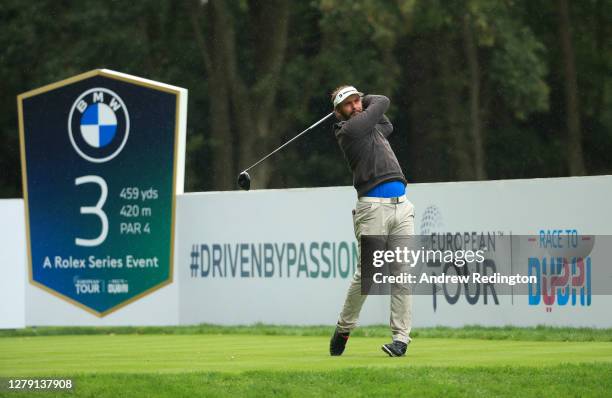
top-left (189, 0), bottom-right (290, 190)
top-left (462, 11), bottom-right (486, 179)
top-left (0, 0), bottom-right (610, 198)
top-left (556, 0), bottom-right (586, 175)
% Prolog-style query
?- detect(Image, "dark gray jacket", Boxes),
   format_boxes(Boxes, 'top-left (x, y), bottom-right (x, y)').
top-left (333, 95), bottom-right (407, 196)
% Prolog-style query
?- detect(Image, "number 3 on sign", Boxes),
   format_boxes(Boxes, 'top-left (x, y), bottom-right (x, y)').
top-left (75, 175), bottom-right (109, 247)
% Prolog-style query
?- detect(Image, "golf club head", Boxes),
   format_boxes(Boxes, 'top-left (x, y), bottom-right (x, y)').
top-left (238, 171), bottom-right (251, 191)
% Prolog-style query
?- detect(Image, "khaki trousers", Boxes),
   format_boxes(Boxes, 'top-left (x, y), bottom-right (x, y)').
top-left (337, 197), bottom-right (415, 343)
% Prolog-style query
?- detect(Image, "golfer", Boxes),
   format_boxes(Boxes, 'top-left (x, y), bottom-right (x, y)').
top-left (329, 85), bottom-right (415, 357)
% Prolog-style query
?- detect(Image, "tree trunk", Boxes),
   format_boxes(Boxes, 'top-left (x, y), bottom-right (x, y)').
top-left (189, 0), bottom-right (290, 190)
top-left (238, 0), bottom-right (290, 189)
top-left (440, 35), bottom-right (472, 180)
top-left (189, 0), bottom-right (235, 190)
top-left (405, 36), bottom-right (440, 182)
top-left (462, 13), bottom-right (487, 180)
top-left (594, 0), bottom-right (605, 122)
top-left (556, 0), bottom-right (586, 175)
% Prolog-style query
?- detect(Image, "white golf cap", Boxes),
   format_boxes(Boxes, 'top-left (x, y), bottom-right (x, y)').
top-left (333, 86), bottom-right (364, 108)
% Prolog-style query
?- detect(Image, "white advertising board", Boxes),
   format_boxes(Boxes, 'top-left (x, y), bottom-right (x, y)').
top-left (177, 176), bottom-right (612, 328)
top-left (3, 175), bottom-right (611, 327)
top-left (0, 200), bottom-right (26, 329)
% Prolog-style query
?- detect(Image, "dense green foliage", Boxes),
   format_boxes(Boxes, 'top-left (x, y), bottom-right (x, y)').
top-left (1, 0), bottom-right (610, 196)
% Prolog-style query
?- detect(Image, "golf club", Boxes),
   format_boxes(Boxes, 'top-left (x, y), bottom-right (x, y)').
top-left (237, 112), bottom-right (334, 190)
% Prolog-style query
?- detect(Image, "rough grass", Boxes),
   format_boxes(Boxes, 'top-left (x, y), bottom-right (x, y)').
top-left (2, 324), bottom-right (612, 341)
top-left (2, 365), bottom-right (611, 398)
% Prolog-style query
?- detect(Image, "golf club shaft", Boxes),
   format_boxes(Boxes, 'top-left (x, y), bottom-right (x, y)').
top-left (241, 112), bottom-right (334, 173)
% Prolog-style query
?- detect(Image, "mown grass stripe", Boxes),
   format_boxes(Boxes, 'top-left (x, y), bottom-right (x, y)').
top-left (1, 335), bottom-right (611, 376)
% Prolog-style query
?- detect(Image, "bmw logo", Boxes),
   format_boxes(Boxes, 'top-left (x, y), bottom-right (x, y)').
top-left (68, 88), bottom-right (129, 163)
